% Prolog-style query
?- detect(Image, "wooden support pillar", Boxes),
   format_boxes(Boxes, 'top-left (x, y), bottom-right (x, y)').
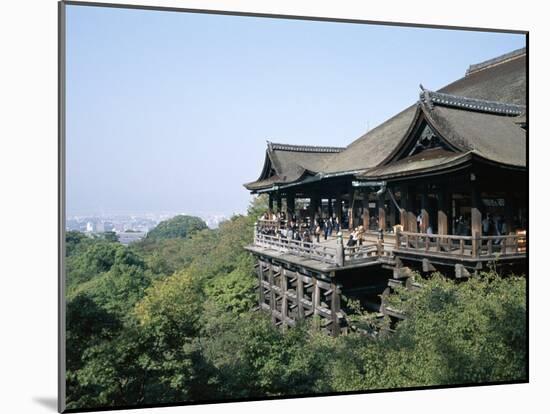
top-left (297, 273), bottom-right (304, 319)
top-left (275, 193), bottom-right (282, 215)
top-left (504, 196), bottom-right (514, 234)
top-left (316, 194), bottom-right (323, 218)
top-left (281, 268), bottom-right (288, 330)
top-left (268, 194), bottom-right (274, 219)
top-left (471, 181), bottom-right (482, 258)
top-left (335, 195), bottom-right (342, 227)
top-left (286, 193), bottom-right (295, 221)
top-left (258, 260), bottom-right (264, 306)
top-left (406, 186), bottom-right (417, 232)
top-left (348, 187), bottom-right (355, 230)
top-left (389, 198), bottom-right (396, 228)
top-left (437, 189), bottom-right (449, 236)
top-left (362, 193), bottom-right (370, 230)
top-left (400, 208), bottom-right (407, 231)
top-left (336, 234), bottom-right (344, 267)
top-left (328, 197), bottom-right (333, 218)
top-left (420, 187), bottom-right (429, 233)
top-left (313, 277), bottom-right (320, 329)
top-left (310, 194), bottom-right (318, 220)
top-left (330, 282), bottom-right (341, 336)
top-left (268, 263), bottom-right (276, 324)
top-left (399, 185), bottom-right (408, 231)
top-left (378, 193), bottom-right (386, 231)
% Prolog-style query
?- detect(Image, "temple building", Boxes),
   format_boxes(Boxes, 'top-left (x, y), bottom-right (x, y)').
top-left (243, 48), bottom-right (527, 335)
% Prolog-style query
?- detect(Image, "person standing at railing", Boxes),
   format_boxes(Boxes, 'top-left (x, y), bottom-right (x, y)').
top-left (482, 213), bottom-right (493, 237)
top-left (287, 226), bottom-right (294, 241)
top-left (346, 231), bottom-right (357, 247)
top-left (303, 230), bottom-right (312, 244)
top-left (315, 221), bottom-right (322, 243)
top-left (357, 225), bottom-right (365, 246)
top-left (323, 218), bottom-right (330, 240)
top-left (494, 215), bottom-right (506, 245)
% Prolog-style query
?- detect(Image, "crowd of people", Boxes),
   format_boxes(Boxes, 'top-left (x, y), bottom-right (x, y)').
top-left (258, 212), bottom-right (373, 248)
top-left (258, 212), bottom-right (341, 244)
top-left (258, 210), bottom-right (515, 249)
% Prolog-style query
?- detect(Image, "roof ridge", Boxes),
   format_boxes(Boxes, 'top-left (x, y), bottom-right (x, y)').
top-left (466, 47), bottom-right (526, 76)
top-left (419, 88), bottom-right (525, 116)
top-left (267, 141), bottom-right (345, 153)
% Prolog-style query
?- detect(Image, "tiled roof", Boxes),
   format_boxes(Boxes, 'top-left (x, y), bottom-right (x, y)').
top-left (268, 142), bottom-right (344, 153)
top-left (466, 47), bottom-right (526, 76)
top-left (420, 88), bottom-right (525, 115)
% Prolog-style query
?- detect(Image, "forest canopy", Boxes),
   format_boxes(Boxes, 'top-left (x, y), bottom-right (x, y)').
top-left (145, 214), bottom-right (207, 241)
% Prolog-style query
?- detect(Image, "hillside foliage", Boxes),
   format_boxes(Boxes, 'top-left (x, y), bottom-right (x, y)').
top-left (65, 196), bottom-right (526, 410)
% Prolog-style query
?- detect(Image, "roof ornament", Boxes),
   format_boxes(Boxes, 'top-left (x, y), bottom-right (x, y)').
top-left (419, 84), bottom-right (434, 110)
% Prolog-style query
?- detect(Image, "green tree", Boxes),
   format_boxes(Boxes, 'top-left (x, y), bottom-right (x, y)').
top-left (146, 215), bottom-right (207, 241)
top-left (329, 272), bottom-right (527, 391)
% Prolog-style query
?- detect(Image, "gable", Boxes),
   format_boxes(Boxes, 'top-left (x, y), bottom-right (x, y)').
top-left (383, 111), bottom-right (460, 165)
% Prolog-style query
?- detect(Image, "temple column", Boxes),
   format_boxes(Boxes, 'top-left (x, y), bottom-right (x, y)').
top-left (328, 197), bottom-right (334, 218)
top-left (275, 193), bottom-right (282, 215)
top-left (335, 195), bottom-right (342, 229)
top-left (286, 192), bottom-right (295, 221)
top-left (437, 188), bottom-right (449, 236)
top-left (310, 194), bottom-right (318, 221)
top-left (362, 192), bottom-right (370, 230)
top-left (268, 193), bottom-right (274, 219)
top-left (316, 194), bottom-right (322, 218)
top-left (378, 191), bottom-right (386, 231)
top-left (420, 185), bottom-right (430, 233)
top-left (471, 179), bottom-right (482, 257)
top-left (389, 196), bottom-right (396, 228)
top-left (399, 185), bottom-right (408, 231)
top-left (348, 186), bottom-right (355, 230)
top-left (504, 195), bottom-right (514, 234)
top-left (407, 187), bottom-right (418, 233)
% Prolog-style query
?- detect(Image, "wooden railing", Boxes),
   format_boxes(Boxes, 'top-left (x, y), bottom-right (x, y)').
top-left (253, 223), bottom-right (526, 267)
top-left (254, 233), bottom-right (339, 265)
top-left (395, 231), bottom-right (527, 259)
top-left (343, 241), bottom-right (391, 264)
top-left (254, 230), bottom-right (383, 267)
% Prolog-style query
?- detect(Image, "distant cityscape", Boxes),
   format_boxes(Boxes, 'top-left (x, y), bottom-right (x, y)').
top-left (66, 212), bottom-right (230, 245)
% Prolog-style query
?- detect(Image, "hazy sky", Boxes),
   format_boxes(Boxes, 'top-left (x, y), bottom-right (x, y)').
top-left (65, 5), bottom-right (526, 216)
